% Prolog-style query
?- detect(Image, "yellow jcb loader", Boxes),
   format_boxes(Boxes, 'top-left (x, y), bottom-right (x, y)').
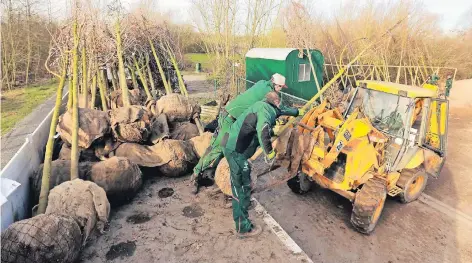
top-left (282, 80), bottom-right (448, 234)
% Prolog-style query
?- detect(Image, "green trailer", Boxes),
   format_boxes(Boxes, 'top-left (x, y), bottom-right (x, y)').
top-left (245, 48), bottom-right (324, 100)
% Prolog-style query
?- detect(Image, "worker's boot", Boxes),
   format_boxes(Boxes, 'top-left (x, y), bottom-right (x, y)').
top-left (190, 174), bottom-right (200, 195)
top-left (238, 224), bottom-right (262, 238)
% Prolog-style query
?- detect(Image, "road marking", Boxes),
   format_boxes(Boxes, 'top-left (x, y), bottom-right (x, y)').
top-left (252, 198), bottom-right (313, 263)
top-left (420, 194), bottom-right (472, 226)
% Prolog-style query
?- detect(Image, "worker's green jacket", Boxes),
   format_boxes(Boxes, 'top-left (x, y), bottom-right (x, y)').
top-left (446, 78), bottom-right (453, 89)
top-left (222, 101), bottom-right (279, 157)
top-left (225, 80), bottom-right (299, 118)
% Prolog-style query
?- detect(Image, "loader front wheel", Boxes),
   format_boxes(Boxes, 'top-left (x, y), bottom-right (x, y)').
top-left (287, 172), bottom-right (312, 195)
top-left (350, 178), bottom-right (387, 234)
top-left (397, 168), bottom-right (428, 203)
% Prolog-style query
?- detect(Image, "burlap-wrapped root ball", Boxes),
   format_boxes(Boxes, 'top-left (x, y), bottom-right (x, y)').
top-left (155, 94), bottom-right (201, 122)
top-left (214, 158), bottom-right (258, 196)
top-left (46, 179), bottom-right (110, 243)
top-left (58, 143), bottom-right (100, 162)
top-left (189, 132), bottom-right (213, 158)
top-left (170, 121), bottom-right (200, 140)
top-left (1, 214), bottom-right (82, 263)
top-left (110, 89), bottom-right (147, 109)
top-left (110, 106), bottom-right (151, 143)
top-left (215, 158), bottom-right (232, 196)
top-left (93, 136), bottom-right (122, 159)
top-left (30, 160), bottom-right (94, 205)
top-left (149, 113), bottom-right (170, 144)
top-left (89, 157), bottom-right (143, 203)
top-left (114, 140), bottom-right (197, 177)
top-left (57, 108), bottom-right (110, 148)
top-left (156, 140), bottom-right (198, 177)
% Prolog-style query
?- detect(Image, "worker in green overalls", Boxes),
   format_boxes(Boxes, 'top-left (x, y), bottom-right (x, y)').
top-left (445, 74), bottom-right (453, 97)
top-left (190, 73), bottom-right (303, 194)
top-left (427, 73), bottom-right (440, 85)
top-left (221, 91), bottom-right (281, 237)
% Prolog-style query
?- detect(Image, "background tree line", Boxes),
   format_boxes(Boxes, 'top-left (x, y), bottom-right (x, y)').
top-left (1, 0), bottom-right (57, 90)
top-left (188, 0), bottom-right (472, 90)
top-left (2, 0), bottom-right (472, 91)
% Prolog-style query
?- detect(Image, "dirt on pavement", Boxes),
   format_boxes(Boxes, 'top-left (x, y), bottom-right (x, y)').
top-left (80, 175), bottom-right (302, 263)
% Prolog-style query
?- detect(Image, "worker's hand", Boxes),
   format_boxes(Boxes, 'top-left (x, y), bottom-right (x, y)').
top-left (298, 109), bottom-right (306, 116)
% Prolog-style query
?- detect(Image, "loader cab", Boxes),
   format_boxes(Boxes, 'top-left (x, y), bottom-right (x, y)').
top-left (347, 81), bottom-right (448, 177)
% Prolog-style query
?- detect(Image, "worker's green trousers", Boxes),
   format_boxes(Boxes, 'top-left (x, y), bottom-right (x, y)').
top-left (193, 112), bottom-right (234, 176)
top-left (223, 148), bottom-right (253, 233)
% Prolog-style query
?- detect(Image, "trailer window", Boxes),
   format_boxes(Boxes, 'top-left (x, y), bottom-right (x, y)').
top-left (298, 64), bottom-right (311, 82)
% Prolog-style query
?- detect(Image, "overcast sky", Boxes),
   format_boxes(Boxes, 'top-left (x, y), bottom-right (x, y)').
top-left (44, 0), bottom-right (472, 31)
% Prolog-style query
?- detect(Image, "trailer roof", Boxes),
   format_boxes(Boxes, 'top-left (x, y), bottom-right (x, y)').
top-left (246, 48), bottom-right (297, 61)
top-left (358, 80), bottom-right (437, 98)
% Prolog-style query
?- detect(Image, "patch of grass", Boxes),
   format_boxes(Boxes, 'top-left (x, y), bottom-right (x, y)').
top-left (184, 53), bottom-right (214, 72)
top-left (1, 79), bottom-right (58, 135)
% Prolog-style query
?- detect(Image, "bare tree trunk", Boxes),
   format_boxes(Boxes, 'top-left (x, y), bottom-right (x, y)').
top-left (98, 68), bottom-right (108, 111)
top-left (110, 67), bottom-right (118, 91)
top-left (145, 54), bottom-right (156, 93)
top-left (25, 0), bottom-right (32, 86)
top-left (7, 0), bottom-right (17, 89)
top-left (133, 55), bottom-right (152, 100)
top-left (129, 66), bottom-right (138, 89)
top-left (165, 41), bottom-right (187, 96)
top-left (37, 54), bottom-right (68, 214)
top-left (71, 20), bottom-right (80, 180)
top-left (91, 74), bottom-right (97, 108)
top-left (115, 20), bottom-right (130, 106)
top-left (81, 45), bottom-right (88, 107)
top-left (67, 76), bottom-right (72, 110)
top-left (149, 38), bottom-right (171, 94)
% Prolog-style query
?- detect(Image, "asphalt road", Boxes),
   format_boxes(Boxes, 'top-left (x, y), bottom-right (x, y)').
top-left (1, 88), bottom-right (68, 169)
top-left (255, 80), bottom-right (472, 263)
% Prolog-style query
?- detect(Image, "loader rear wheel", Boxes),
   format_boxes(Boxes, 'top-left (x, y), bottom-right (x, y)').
top-left (397, 168), bottom-right (428, 203)
top-left (350, 178), bottom-right (387, 234)
top-left (287, 172), bottom-right (312, 195)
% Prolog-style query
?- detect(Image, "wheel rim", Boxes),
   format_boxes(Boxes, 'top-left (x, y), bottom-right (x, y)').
top-left (407, 175), bottom-right (425, 198)
top-left (372, 194), bottom-right (386, 224)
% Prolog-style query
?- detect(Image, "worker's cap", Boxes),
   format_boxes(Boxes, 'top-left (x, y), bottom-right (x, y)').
top-left (271, 73), bottom-right (287, 88)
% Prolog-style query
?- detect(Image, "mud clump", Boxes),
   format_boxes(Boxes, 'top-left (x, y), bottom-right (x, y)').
top-left (106, 241), bottom-right (137, 260)
top-left (182, 204), bottom-right (204, 218)
top-left (126, 212), bottom-right (151, 224)
top-left (158, 187), bottom-right (174, 198)
top-left (199, 177), bottom-right (214, 187)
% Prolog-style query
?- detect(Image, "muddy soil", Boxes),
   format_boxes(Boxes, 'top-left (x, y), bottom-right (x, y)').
top-left (424, 79), bottom-right (472, 215)
top-left (80, 175), bottom-right (301, 263)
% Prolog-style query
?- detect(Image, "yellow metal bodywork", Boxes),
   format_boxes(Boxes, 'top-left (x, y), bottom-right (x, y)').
top-left (357, 80), bottom-right (437, 98)
top-left (425, 100), bottom-right (448, 150)
top-left (301, 107), bottom-right (384, 191)
top-left (405, 150), bottom-right (425, 169)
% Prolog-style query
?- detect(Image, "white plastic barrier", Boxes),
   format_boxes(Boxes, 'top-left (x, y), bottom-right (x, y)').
top-left (0, 92), bottom-right (68, 231)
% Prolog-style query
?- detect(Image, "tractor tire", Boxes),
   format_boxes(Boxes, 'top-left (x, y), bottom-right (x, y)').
top-left (397, 168), bottom-right (428, 203)
top-left (287, 172), bottom-right (312, 195)
top-left (350, 177), bottom-right (387, 234)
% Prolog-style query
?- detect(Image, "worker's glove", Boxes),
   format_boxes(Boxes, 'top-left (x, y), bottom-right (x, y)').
top-left (298, 109), bottom-right (306, 116)
top-left (265, 150), bottom-right (277, 164)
